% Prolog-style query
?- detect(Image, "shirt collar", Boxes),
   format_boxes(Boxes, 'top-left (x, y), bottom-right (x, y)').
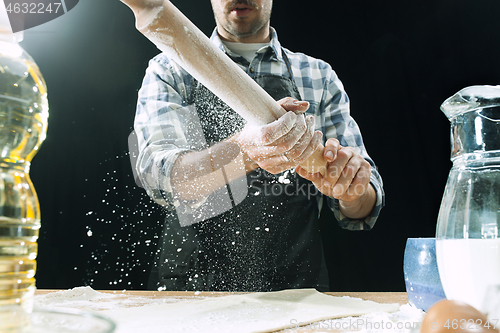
top-left (209, 27), bottom-right (283, 63)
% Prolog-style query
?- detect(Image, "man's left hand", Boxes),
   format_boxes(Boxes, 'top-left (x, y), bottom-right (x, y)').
top-left (296, 138), bottom-right (376, 219)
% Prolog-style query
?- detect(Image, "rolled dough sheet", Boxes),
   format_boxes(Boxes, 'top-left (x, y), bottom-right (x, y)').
top-left (102, 288), bottom-right (400, 333)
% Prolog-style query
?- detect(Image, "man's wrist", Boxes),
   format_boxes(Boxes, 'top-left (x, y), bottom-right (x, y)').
top-left (338, 183), bottom-right (376, 220)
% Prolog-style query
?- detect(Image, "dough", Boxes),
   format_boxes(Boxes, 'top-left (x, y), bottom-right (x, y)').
top-left (102, 289), bottom-right (400, 333)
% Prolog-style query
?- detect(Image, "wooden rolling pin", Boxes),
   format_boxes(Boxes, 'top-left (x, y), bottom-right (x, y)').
top-left (121, 0), bottom-right (327, 175)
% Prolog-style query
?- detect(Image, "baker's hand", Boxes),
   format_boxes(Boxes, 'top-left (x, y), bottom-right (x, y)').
top-left (296, 138), bottom-right (376, 219)
top-left (235, 97), bottom-right (323, 174)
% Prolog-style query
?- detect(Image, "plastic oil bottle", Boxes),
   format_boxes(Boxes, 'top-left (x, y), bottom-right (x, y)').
top-left (0, 4), bottom-right (49, 331)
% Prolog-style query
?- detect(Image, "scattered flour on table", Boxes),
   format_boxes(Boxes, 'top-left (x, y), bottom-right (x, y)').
top-left (34, 288), bottom-right (424, 333)
top-left (34, 286), bottom-right (197, 312)
top-left (35, 287), bottom-right (107, 304)
top-left (99, 289), bottom-right (403, 333)
top-left (290, 303), bottom-right (425, 333)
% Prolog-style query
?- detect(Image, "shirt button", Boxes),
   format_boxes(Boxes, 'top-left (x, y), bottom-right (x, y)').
top-left (250, 67), bottom-right (255, 73)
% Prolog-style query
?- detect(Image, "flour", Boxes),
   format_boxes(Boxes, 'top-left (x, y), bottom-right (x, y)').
top-left (33, 287), bottom-right (422, 332)
top-left (99, 289), bottom-right (401, 333)
top-left (34, 287), bottom-right (193, 312)
top-left (35, 286), bottom-right (106, 303)
top-left (295, 303), bottom-right (425, 333)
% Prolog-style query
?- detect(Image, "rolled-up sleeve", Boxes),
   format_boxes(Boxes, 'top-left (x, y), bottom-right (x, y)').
top-left (134, 55), bottom-right (206, 211)
top-left (320, 69), bottom-right (385, 231)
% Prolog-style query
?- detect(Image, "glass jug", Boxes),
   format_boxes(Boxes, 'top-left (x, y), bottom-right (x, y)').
top-left (436, 85), bottom-right (500, 311)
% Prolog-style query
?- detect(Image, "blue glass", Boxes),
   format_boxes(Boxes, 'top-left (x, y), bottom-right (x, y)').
top-left (403, 238), bottom-right (446, 312)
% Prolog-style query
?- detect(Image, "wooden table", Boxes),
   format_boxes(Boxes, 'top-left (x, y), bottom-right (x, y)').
top-left (34, 290), bottom-right (410, 332)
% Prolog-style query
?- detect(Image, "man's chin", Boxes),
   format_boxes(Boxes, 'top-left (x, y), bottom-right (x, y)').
top-left (226, 22), bottom-right (267, 39)
top-left (225, 27), bottom-right (256, 39)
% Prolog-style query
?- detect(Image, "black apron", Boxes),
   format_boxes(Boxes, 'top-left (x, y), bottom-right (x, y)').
top-left (148, 52), bottom-right (329, 292)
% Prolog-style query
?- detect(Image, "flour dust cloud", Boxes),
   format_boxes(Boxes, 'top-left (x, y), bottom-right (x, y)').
top-left (76, 152), bottom-right (164, 290)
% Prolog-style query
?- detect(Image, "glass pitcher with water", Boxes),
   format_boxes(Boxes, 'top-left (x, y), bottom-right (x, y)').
top-left (436, 85), bottom-right (500, 311)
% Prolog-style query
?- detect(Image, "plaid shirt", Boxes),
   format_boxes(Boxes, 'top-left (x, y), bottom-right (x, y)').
top-left (135, 28), bottom-right (385, 231)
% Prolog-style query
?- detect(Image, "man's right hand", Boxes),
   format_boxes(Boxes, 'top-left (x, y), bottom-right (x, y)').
top-left (235, 97), bottom-right (323, 175)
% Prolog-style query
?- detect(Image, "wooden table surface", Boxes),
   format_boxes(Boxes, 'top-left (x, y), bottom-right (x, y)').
top-left (34, 290), bottom-right (410, 332)
top-left (35, 289), bottom-right (408, 303)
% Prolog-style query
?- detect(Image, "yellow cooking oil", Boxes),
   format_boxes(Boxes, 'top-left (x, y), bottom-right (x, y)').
top-left (0, 32), bottom-right (49, 331)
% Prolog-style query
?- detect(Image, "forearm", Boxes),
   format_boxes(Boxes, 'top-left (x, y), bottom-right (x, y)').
top-left (171, 136), bottom-right (256, 201)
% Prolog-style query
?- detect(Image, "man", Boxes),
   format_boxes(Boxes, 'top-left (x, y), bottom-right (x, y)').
top-left (135, 0), bottom-right (384, 292)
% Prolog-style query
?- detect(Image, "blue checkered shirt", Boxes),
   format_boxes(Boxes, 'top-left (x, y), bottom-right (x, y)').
top-left (134, 27), bottom-right (385, 231)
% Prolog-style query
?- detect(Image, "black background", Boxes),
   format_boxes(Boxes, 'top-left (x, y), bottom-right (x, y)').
top-left (18, 0), bottom-right (500, 291)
